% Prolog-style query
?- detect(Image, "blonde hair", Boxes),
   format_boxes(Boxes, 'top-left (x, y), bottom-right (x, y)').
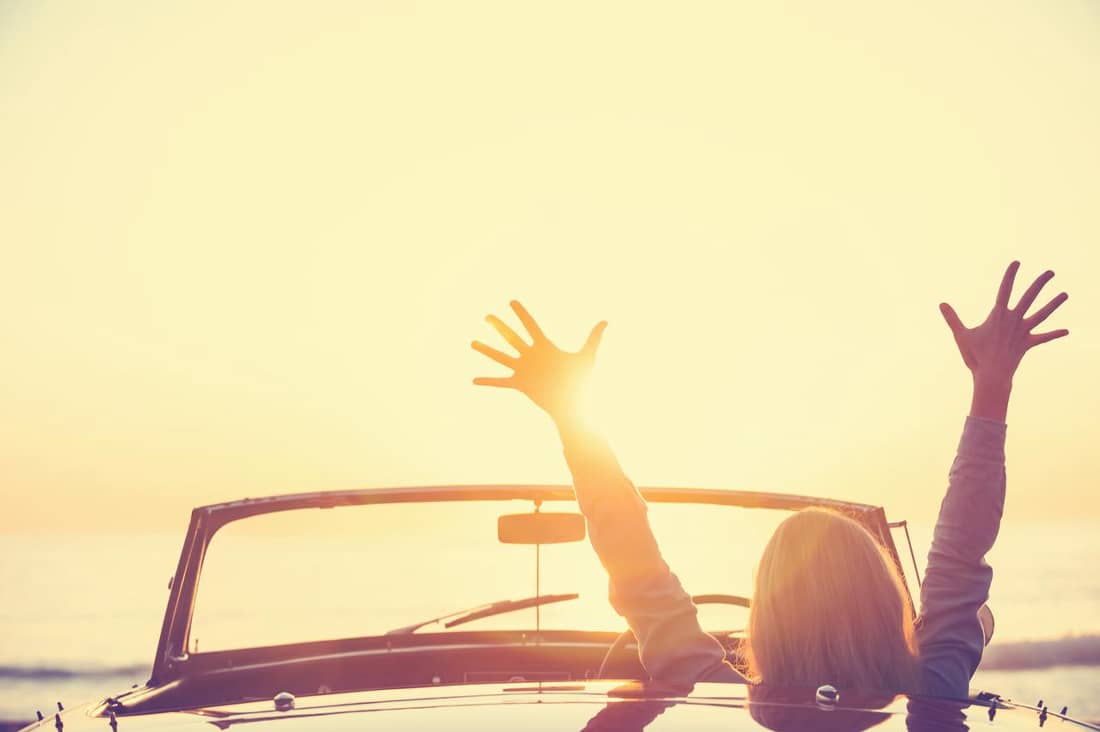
top-left (741, 508), bottom-right (924, 694)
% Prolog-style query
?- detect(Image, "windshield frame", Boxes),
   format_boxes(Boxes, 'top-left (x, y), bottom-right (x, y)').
top-left (151, 484), bottom-right (901, 684)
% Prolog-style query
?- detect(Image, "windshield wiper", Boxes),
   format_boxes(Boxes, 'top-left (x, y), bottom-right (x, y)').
top-left (384, 593), bottom-right (579, 635)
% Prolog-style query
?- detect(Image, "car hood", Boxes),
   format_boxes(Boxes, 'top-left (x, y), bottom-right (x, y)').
top-left (30, 681), bottom-right (1098, 731)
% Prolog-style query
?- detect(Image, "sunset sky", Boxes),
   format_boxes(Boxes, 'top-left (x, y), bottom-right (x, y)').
top-left (1, 1), bottom-right (1097, 533)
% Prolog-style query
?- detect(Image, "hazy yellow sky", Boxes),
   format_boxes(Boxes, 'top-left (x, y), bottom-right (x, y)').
top-left (1, 2), bottom-right (1097, 533)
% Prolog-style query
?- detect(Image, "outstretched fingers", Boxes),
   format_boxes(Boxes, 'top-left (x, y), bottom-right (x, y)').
top-left (472, 376), bottom-right (515, 388)
top-left (486, 314), bottom-right (529, 353)
top-left (1014, 269), bottom-right (1056, 314)
top-left (582, 320), bottom-right (608, 357)
top-left (940, 302), bottom-right (976, 369)
top-left (939, 302), bottom-right (966, 336)
top-left (510, 300), bottom-right (546, 343)
top-left (471, 340), bottom-right (516, 367)
top-left (941, 262), bottom-right (1070, 380)
top-left (995, 260), bottom-right (1021, 309)
top-left (1025, 291), bottom-right (1069, 329)
top-left (1028, 329), bottom-right (1070, 348)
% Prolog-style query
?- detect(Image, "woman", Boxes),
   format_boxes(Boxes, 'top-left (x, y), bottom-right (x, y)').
top-left (471, 261), bottom-right (1068, 697)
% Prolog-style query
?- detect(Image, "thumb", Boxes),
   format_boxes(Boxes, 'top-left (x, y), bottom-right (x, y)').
top-left (939, 303), bottom-right (965, 336)
top-left (581, 320), bottom-right (608, 357)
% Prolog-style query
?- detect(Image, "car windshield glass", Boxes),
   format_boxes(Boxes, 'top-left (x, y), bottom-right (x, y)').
top-left (189, 497), bottom-right (793, 653)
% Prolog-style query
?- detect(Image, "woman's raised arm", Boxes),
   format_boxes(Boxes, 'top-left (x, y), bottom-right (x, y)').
top-left (918, 262), bottom-right (1069, 697)
top-left (472, 301), bottom-right (728, 685)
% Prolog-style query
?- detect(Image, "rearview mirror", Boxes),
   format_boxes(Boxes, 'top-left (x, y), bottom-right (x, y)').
top-left (498, 512), bottom-right (586, 545)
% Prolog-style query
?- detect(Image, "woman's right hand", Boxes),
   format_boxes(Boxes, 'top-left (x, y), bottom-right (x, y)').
top-left (472, 301), bottom-right (608, 423)
top-left (939, 261), bottom-right (1069, 420)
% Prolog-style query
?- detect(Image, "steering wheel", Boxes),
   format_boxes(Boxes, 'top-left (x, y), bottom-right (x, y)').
top-left (595, 594), bottom-right (751, 680)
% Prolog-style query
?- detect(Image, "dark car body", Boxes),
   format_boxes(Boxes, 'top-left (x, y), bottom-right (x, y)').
top-left (23, 681), bottom-right (1097, 731)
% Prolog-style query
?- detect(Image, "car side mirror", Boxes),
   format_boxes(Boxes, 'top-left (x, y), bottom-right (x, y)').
top-left (978, 604), bottom-right (995, 646)
top-left (498, 512), bottom-right (586, 545)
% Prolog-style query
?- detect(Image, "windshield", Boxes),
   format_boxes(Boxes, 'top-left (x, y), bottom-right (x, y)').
top-left (188, 498), bottom-right (792, 653)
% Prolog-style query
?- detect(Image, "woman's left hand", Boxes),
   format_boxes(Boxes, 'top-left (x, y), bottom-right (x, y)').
top-left (472, 301), bottom-right (607, 422)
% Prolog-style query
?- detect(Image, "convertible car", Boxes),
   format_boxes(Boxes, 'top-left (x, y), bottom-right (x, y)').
top-left (18, 485), bottom-right (1098, 731)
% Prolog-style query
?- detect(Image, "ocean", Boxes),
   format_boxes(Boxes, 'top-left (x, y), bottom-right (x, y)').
top-left (1, 522), bottom-right (1098, 727)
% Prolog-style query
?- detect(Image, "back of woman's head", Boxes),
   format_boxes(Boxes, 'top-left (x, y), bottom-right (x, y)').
top-left (743, 508), bottom-right (922, 694)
